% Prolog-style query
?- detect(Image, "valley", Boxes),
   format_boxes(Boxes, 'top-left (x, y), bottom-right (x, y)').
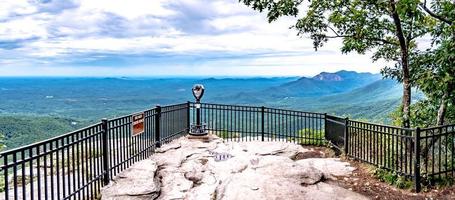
top-left (0, 71), bottom-right (422, 149)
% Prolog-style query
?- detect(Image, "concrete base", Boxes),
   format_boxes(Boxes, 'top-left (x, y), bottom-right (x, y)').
top-left (186, 133), bottom-right (216, 142)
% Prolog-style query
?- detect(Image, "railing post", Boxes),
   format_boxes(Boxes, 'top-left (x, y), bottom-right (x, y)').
top-left (344, 117), bottom-right (349, 156)
top-left (323, 113), bottom-right (327, 141)
top-left (414, 127), bottom-right (421, 193)
top-left (101, 118), bottom-right (110, 185)
top-left (261, 106), bottom-right (265, 141)
top-left (187, 101), bottom-right (191, 133)
top-left (155, 105), bottom-right (161, 148)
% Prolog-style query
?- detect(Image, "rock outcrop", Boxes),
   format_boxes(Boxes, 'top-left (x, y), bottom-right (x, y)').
top-left (101, 136), bottom-right (367, 200)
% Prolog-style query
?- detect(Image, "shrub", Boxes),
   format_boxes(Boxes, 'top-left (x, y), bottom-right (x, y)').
top-left (373, 168), bottom-right (413, 189)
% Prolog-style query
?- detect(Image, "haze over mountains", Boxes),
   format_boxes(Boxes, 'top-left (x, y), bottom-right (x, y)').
top-left (265, 70), bottom-right (382, 97)
top-left (0, 70), bottom-right (422, 149)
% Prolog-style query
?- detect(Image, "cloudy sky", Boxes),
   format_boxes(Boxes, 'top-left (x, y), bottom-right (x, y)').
top-left (0, 0), bottom-right (390, 77)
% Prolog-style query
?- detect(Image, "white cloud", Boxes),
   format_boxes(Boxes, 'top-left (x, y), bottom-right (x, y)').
top-left (0, 1), bottom-right (37, 19)
top-left (0, 14), bottom-right (50, 40)
top-left (0, 0), bottom-right (388, 76)
top-left (79, 0), bottom-right (176, 19)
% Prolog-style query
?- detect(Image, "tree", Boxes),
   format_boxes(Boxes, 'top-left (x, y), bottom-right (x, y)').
top-left (411, 0), bottom-right (454, 164)
top-left (241, 0), bottom-right (432, 128)
top-left (416, 0), bottom-right (453, 126)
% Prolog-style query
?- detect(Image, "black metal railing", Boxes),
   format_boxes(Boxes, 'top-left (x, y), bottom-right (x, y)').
top-left (192, 102), bottom-right (325, 145)
top-left (0, 103), bottom-right (189, 200)
top-left (1, 101), bottom-right (454, 198)
top-left (325, 115), bottom-right (455, 192)
top-left (419, 125), bottom-right (455, 181)
top-left (346, 120), bottom-right (416, 177)
top-left (0, 123), bottom-right (105, 200)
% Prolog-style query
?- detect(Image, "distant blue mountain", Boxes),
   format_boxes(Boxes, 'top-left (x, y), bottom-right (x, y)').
top-left (265, 70), bottom-right (382, 97)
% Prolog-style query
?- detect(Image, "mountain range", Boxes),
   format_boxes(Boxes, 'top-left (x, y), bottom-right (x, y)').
top-left (0, 70), bottom-right (423, 149)
top-left (265, 70), bottom-right (382, 97)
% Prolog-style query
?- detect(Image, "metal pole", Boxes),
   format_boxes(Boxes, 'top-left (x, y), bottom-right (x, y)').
top-left (344, 117), bottom-right (349, 156)
top-left (187, 101), bottom-right (191, 133)
top-left (155, 105), bottom-right (161, 148)
top-left (414, 127), bottom-right (421, 192)
top-left (261, 106), bottom-right (265, 141)
top-left (196, 100), bottom-right (201, 127)
top-left (323, 113), bottom-right (327, 141)
top-left (101, 118), bottom-right (110, 185)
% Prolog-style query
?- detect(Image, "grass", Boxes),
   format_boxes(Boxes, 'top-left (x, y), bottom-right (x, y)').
top-left (293, 128), bottom-right (326, 146)
top-left (373, 167), bottom-right (413, 189)
top-left (423, 175), bottom-right (455, 190)
top-left (216, 131), bottom-right (240, 139)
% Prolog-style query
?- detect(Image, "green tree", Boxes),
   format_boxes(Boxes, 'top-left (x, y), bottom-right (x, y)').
top-left (241, 0), bottom-right (433, 128)
top-left (414, 0), bottom-right (453, 126)
top-left (411, 0), bottom-right (454, 164)
top-left (385, 0), bottom-right (454, 126)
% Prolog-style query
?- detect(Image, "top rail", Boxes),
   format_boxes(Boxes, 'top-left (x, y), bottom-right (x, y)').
top-left (348, 118), bottom-right (416, 131)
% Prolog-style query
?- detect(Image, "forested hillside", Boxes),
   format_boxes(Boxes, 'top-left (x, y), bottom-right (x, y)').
top-left (0, 71), bottom-right (418, 149)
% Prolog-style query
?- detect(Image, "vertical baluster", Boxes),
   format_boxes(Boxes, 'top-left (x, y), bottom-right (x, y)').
top-left (36, 145), bottom-right (41, 199)
top-left (21, 150), bottom-right (25, 200)
top-left (4, 154), bottom-right (9, 200)
top-left (55, 140), bottom-right (60, 199)
top-left (50, 141), bottom-right (55, 200)
top-left (76, 131), bottom-right (81, 200)
top-left (29, 148), bottom-right (34, 200)
top-left (13, 153), bottom-right (18, 200)
top-left (71, 134), bottom-right (76, 197)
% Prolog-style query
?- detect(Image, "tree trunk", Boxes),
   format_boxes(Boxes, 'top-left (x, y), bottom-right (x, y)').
top-left (390, 0), bottom-right (411, 128)
top-left (421, 85), bottom-right (452, 168)
top-left (402, 71), bottom-right (412, 128)
top-left (436, 90), bottom-right (449, 126)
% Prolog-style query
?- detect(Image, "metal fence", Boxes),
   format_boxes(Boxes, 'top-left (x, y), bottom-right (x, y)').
top-left (0, 103), bottom-right (189, 200)
top-left (325, 115), bottom-right (455, 192)
top-left (419, 125), bottom-right (455, 181)
top-left (192, 102), bottom-right (325, 145)
top-left (1, 102), bottom-right (454, 198)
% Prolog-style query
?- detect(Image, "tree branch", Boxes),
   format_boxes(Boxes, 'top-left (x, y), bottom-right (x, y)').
top-left (327, 26), bottom-right (341, 37)
top-left (420, 0), bottom-right (452, 25)
top-left (325, 34), bottom-right (398, 46)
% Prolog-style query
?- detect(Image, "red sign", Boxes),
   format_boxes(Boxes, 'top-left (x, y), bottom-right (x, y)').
top-left (132, 112), bottom-right (145, 136)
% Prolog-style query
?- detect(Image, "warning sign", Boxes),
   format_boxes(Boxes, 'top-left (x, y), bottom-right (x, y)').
top-left (132, 112), bottom-right (145, 136)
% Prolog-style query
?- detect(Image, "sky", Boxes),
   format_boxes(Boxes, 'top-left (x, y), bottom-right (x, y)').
top-left (0, 0), bottom-right (391, 77)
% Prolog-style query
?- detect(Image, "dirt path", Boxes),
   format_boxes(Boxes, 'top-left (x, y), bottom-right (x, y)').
top-left (334, 160), bottom-right (454, 200)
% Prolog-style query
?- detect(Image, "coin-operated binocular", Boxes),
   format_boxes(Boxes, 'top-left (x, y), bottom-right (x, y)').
top-left (189, 84), bottom-right (208, 136)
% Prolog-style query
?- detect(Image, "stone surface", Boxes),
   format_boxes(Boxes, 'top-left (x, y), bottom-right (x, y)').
top-left (101, 159), bottom-right (160, 200)
top-left (101, 136), bottom-right (368, 200)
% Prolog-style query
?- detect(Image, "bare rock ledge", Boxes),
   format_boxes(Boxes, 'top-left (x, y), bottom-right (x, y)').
top-left (101, 136), bottom-right (368, 200)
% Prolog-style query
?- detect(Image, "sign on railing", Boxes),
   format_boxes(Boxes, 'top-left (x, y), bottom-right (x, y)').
top-left (132, 112), bottom-right (145, 136)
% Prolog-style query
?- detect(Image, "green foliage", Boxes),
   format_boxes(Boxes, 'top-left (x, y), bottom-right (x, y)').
top-left (374, 168), bottom-right (413, 189)
top-left (390, 99), bottom-right (455, 128)
top-left (386, 0), bottom-right (454, 127)
top-left (240, 0), bottom-right (438, 128)
top-left (240, 0), bottom-right (431, 60)
top-left (427, 176), bottom-right (455, 189)
top-left (0, 133), bottom-right (5, 151)
top-left (295, 128), bottom-right (325, 145)
top-left (216, 131), bottom-right (240, 139)
top-left (0, 176), bottom-right (4, 192)
top-left (0, 116), bottom-right (85, 150)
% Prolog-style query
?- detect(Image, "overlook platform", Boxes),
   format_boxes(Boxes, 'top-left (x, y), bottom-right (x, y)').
top-left (100, 135), bottom-right (367, 200)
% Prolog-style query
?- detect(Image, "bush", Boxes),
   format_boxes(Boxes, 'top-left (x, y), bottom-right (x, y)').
top-left (374, 168), bottom-right (413, 189)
